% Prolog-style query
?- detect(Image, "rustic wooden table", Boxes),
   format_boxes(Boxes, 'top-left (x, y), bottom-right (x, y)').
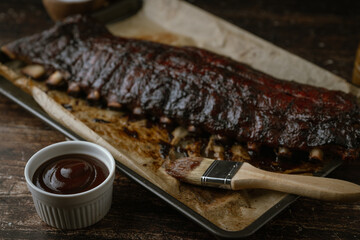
top-left (1, 0), bottom-right (360, 239)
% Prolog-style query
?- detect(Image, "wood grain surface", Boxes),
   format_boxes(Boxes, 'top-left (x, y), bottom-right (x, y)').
top-left (1, 0), bottom-right (360, 239)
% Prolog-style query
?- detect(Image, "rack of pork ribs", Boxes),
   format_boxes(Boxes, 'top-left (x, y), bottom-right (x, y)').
top-left (1, 15), bottom-right (360, 167)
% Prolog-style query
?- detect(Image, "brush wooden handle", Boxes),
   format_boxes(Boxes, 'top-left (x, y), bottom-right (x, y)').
top-left (232, 162), bottom-right (360, 201)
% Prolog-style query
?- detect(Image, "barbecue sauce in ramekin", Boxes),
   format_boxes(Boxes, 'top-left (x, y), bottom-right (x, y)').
top-left (32, 154), bottom-right (109, 194)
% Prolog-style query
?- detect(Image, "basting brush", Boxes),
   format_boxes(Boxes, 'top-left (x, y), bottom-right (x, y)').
top-left (165, 157), bottom-right (360, 201)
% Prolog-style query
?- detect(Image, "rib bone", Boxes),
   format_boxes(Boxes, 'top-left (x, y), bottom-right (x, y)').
top-left (0, 46), bottom-right (15, 59)
top-left (214, 134), bottom-right (228, 142)
top-left (187, 125), bottom-right (196, 133)
top-left (22, 65), bottom-right (45, 79)
top-left (67, 82), bottom-right (80, 93)
top-left (107, 101), bottom-right (122, 109)
top-left (204, 135), bottom-right (215, 157)
top-left (132, 107), bottom-right (142, 115)
top-left (278, 147), bottom-right (292, 158)
top-left (309, 148), bottom-right (324, 161)
top-left (204, 136), bottom-right (225, 160)
top-left (171, 126), bottom-right (188, 145)
top-left (87, 90), bottom-right (100, 101)
top-left (46, 71), bottom-right (63, 85)
top-left (160, 116), bottom-right (172, 124)
top-left (213, 145), bottom-right (225, 160)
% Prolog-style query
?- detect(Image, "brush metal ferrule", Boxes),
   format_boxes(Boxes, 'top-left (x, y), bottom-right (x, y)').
top-left (201, 161), bottom-right (243, 189)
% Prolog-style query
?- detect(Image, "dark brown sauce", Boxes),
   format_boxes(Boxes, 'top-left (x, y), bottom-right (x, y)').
top-left (93, 118), bottom-right (111, 123)
top-left (165, 157), bottom-right (202, 180)
top-left (32, 154), bottom-right (109, 194)
top-left (122, 127), bottom-right (139, 139)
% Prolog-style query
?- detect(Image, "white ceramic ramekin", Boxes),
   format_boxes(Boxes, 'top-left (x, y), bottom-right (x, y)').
top-left (24, 141), bottom-right (115, 229)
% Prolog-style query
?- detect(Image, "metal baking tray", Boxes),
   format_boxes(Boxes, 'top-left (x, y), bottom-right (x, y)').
top-left (0, 1), bottom-right (342, 238)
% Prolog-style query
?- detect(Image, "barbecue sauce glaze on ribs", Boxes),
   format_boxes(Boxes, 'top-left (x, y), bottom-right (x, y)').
top-left (2, 15), bottom-right (360, 161)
